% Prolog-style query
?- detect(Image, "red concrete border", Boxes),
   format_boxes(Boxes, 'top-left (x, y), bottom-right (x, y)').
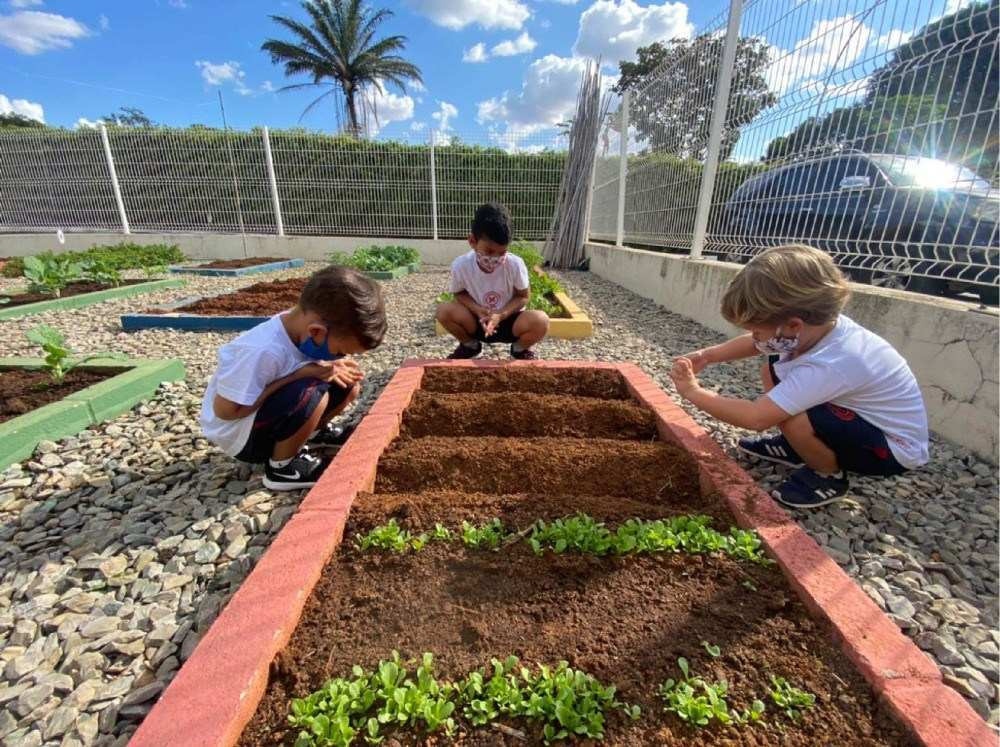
top-left (132, 360), bottom-right (991, 747)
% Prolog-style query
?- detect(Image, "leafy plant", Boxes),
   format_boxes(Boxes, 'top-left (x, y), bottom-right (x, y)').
top-left (142, 263), bottom-right (169, 279)
top-left (329, 245), bottom-right (419, 273)
top-left (5, 244), bottom-right (184, 279)
top-left (356, 519), bottom-right (427, 554)
top-left (25, 325), bottom-right (124, 383)
top-left (733, 699), bottom-right (767, 725)
top-left (460, 519), bottom-right (506, 550)
top-left (23, 252), bottom-right (83, 297)
top-left (660, 657), bottom-right (732, 727)
top-left (701, 641), bottom-right (721, 658)
top-left (769, 676), bottom-right (815, 720)
top-left (81, 256), bottom-right (123, 287)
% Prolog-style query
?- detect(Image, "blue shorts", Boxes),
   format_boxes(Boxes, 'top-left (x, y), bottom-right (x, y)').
top-left (768, 357), bottom-right (906, 477)
top-left (234, 377), bottom-right (351, 463)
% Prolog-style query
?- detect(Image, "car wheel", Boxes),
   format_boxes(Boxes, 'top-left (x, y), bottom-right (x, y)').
top-left (868, 257), bottom-right (946, 296)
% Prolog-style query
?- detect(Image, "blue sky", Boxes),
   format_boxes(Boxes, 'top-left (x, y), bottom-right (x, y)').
top-left (0, 0), bottom-right (973, 156)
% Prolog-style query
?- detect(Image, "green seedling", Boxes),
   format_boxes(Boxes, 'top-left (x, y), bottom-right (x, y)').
top-left (23, 252), bottom-right (83, 297)
top-left (81, 256), bottom-right (122, 287)
top-left (460, 519), bottom-right (506, 550)
top-left (769, 676), bottom-right (815, 720)
top-left (733, 699), bottom-right (767, 725)
top-left (355, 519), bottom-right (426, 554)
top-left (25, 325), bottom-right (123, 383)
top-left (329, 245), bottom-right (419, 273)
top-left (142, 262), bottom-right (169, 279)
top-left (660, 657), bottom-right (732, 727)
top-left (701, 641), bottom-right (721, 658)
top-left (430, 523), bottom-right (452, 541)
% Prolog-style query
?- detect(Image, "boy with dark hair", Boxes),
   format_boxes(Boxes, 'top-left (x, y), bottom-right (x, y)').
top-left (201, 265), bottom-right (387, 491)
top-left (436, 201), bottom-right (549, 359)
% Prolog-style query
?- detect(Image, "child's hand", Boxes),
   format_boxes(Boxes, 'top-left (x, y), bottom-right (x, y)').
top-left (669, 357), bottom-right (700, 398)
top-left (331, 358), bottom-right (364, 387)
top-left (481, 312), bottom-right (502, 337)
top-left (685, 349), bottom-right (711, 374)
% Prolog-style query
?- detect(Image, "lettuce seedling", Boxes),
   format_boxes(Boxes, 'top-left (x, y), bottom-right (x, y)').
top-left (460, 519), bottom-right (506, 550)
top-left (660, 657), bottom-right (732, 727)
top-left (25, 325), bottom-right (123, 383)
top-left (356, 519), bottom-right (425, 553)
top-left (769, 676), bottom-right (815, 720)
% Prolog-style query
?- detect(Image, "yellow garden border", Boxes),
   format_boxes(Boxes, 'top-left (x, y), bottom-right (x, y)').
top-left (434, 288), bottom-right (593, 339)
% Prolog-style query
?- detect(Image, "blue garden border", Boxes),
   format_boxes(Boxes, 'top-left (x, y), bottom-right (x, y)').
top-left (168, 258), bottom-right (304, 276)
top-left (121, 313), bottom-right (267, 332)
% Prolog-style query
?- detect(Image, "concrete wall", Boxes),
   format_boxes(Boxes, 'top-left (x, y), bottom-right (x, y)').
top-left (586, 241), bottom-right (1000, 462)
top-left (0, 232), bottom-right (475, 266)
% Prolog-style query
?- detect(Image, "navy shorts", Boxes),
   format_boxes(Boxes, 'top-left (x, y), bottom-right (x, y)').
top-left (768, 356), bottom-right (906, 477)
top-left (474, 310), bottom-right (523, 344)
top-left (234, 377), bottom-right (352, 463)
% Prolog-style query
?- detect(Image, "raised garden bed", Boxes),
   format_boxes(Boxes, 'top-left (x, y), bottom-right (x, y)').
top-left (131, 361), bottom-right (990, 747)
top-left (330, 245), bottom-right (421, 279)
top-left (0, 278), bottom-right (185, 321)
top-left (0, 357), bottom-right (185, 470)
top-left (169, 257), bottom-right (305, 276)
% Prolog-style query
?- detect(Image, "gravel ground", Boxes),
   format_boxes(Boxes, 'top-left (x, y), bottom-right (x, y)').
top-left (0, 263), bottom-right (996, 745)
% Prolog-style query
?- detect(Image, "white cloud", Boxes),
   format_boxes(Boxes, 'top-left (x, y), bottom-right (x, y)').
top-left (492, 31), bottom-right (536, 57)
top-left (98, 14), bottom-right (109, 31)
top-left (431, 100), bottom-right (458, 131)
top-left (75, 117), bottom-right (100, 129)
top-left (463, 42), bottom-right (487, 63)
top-left (476, 54), bottom-right (587, 132)
top-left (364, 85), bottom-right (415, 132)
top-left (0, 10), bottom-right (89, 54)
top-left (260, 80), bottom-right (276, 93)
top-left (945, 0), bottom-right (971, 13)
top-left (404, 0), bottom-right (530, 30)
top-left (876, 29), bottom-right (911, 51)
top-left (574, 0), bottom-right (692, 65)
top-left (539, 18), bottom-right (552, 29)
top-left (195, 60), bottom-right (251, 95)
top-left (410, 120), bottom-right (427, 132)
top-left (0, 92), bottom-right (43, 121)
top-left (765, 16), bottom-right (872, 95)
top-left (168, 0), bottom-right (188, 8)
top-left (8, 0), bottom-right (44, 7)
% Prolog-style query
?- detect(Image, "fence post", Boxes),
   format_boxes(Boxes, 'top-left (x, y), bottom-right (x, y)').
top-left (429, 132), bottom-right (439, 241)
top-left (262, 127), bottom-right (285, 236)
top-left (690, 0), bottom-right (743, 260)
top-left (99, 123), bottom-right (130, 235)
top-left (615, 91), bottom-right (630, 247)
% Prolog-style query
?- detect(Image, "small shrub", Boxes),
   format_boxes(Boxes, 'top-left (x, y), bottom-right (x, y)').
top-left (2, 243), bottom-right (184, 278)
top-left (23, 253), bottom-right (83, 297)
top-left (25, 325), bottom-right (123, 383)
top-left (329, 245), bottom-right (419, 272)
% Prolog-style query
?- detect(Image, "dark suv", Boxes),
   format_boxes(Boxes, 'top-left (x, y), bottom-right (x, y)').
top-left (720, 152), bottom-right (999, 303)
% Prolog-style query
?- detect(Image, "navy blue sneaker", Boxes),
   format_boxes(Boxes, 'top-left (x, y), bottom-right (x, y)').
top-left (772, 467), bottom-right (849, 509)
top-left (310, 422), bottom-right (355, 447)
top-left (738, 434), bottom-right (805, 468)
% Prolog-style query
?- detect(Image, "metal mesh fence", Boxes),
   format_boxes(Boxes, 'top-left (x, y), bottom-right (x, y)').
top-left (592, 0), bottom-right (999, 300)
top-left (0, 126), bottom-right (566, 240)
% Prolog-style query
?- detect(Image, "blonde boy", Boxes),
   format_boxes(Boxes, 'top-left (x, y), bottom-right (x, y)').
top-left (670, 245), bottom-right (928, 508)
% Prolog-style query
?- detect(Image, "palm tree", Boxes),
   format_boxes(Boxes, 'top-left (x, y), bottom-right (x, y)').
top-left (261, 0), bottom-right (422, 135)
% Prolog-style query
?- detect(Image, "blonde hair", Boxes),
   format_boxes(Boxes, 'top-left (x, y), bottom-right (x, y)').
top-left (721, 245), bottom-right (850, 327)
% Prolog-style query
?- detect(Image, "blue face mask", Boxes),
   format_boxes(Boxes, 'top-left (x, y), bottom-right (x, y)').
top-left (298, 329), bottom-right (344, 361)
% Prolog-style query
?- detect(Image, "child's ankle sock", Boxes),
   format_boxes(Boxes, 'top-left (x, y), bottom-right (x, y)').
top-left (512, 341), bottom-right (526, 353)
top-left (269, 456), bottom-right (293, 468)
top-left (817, 469), bottom-right (845, 480)
top-left (462, 339), bottom-right (480, 349)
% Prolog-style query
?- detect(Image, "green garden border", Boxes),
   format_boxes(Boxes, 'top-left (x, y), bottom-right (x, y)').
top-left (0, 279), bottom-right (186, 321)
top-left (0, 357), bottom-right (185, 471)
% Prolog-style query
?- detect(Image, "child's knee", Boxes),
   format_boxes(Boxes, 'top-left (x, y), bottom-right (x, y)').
top-left (526, 310), bottom-right (549, 332)
top-left (760, 362), bottom-right (774, 389)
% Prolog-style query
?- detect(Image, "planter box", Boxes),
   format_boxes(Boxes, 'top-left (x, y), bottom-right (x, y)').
top-left (132, 360), bottom-right (990, 747)
top-left (121, 292), bottom-right (267, 333)
top-left (434, 289), bottom-right (593, 339)
top-left (0, 279), bottom-right (186, 321)
top-left (362, 261), bottom-right (419, 280)
top-left (0, 357), bottom-right (185, 471)
top-left (168, 258), bottom-right (304, 277)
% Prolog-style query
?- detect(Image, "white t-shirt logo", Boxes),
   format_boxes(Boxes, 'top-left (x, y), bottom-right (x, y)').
top-left (483, 291), bottom-right (502, 310)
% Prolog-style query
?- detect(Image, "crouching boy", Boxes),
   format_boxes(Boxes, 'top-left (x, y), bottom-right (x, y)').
top-left (200, 266), bottom-right (386, 491)
top-left (669, 244), bottom-right (929, 509)
top-left (437, 201), bottom-right (549, 359)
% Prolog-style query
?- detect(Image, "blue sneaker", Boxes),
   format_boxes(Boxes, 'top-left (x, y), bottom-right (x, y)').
top-left (738, 434), bottom-right (805, 468)
top-left (772, 467), bottom-right (849, 509)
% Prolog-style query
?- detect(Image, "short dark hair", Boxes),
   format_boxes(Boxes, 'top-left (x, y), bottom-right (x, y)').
top-left (299, 266), bottom-right (387, 350)
top-left (471, 202), bottom-right (512, 245)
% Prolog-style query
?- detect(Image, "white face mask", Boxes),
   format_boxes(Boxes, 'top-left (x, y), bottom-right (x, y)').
top-left (475, 252), bottom-right (507, 273)
top-left (753, 327), bottom-right (800, 356)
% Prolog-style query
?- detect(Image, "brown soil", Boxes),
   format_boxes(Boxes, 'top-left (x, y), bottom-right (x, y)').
top-left (194, 257), bottom-right (289, 269)
top-left (421, 366), bottom-right (631, 399)
top-left (402, 391), bottom-right (656, 440)
top-left (0, 368), bottom-right (114, 423)
top-left (0, 280), bottom-right (146, 309)
top-left (156, 277), bottom-right (306, 316)
top-left (239, 368), bottom-right (908, 746)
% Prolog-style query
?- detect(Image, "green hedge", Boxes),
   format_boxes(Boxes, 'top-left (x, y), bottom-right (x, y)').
top-left (1, 242), bottom-right (185, 278)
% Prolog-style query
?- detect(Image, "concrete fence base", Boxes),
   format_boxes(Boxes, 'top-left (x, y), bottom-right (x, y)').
top-left (585, 241), bottom-right (999, 463)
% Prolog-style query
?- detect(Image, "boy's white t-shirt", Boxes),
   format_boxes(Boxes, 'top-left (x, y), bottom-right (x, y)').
top-left (766, 315), bottom-right (929, 468)
top-left (200, 313), bottom-right (312, 457)
top-left (449, 251), bottom-right (530, 311)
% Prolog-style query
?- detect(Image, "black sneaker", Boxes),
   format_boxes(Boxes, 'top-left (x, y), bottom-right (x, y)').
top-left (448, 341), bottom-right (482, 359)
top-left (738, 434), bottom-right (804, 468)
top-left (310, 422), bottom-right (355, 447)
top-left (263, 451), bottom-right (329, 491)
top-left (772, 467), bottom-right (849, 509)
top-left (510, 345), bottom-right (537, 360)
